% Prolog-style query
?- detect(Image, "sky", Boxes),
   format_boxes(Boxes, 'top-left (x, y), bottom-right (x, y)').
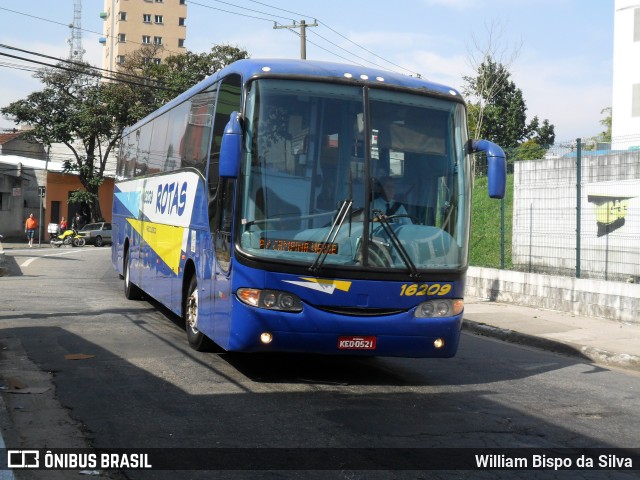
top-left (0, 0), bottom-right (614, 142)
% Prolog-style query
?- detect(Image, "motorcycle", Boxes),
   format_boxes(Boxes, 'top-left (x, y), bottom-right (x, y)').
top-left (50, 228), bottom-right (86, 248)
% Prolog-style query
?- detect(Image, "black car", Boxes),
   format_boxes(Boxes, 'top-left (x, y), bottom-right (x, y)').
top-left (78, 222), bottom-right (112, 247)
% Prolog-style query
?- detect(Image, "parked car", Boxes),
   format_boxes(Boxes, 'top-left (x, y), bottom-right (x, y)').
top-left (78, 222), bottom-right (112, 247)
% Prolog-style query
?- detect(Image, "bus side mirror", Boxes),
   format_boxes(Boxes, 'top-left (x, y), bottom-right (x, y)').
top-left (472, 139), bottom-right (507, 199)
top-left (219, 111), bottom-right (242, 178)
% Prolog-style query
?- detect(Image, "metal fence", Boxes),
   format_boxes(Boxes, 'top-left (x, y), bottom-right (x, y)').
top-left (471, 134), bottom-right (640, 283)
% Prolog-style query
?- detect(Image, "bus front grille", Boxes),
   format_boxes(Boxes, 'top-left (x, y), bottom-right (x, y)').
top-left (315, 306), bottom-right (407, 317)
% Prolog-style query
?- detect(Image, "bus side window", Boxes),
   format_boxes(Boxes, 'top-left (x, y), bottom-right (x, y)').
top-left (209, 74), bottom-right (242, 267)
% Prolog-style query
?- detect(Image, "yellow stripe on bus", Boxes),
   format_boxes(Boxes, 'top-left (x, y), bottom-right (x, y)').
top-left (127, 219), bottom-right (184, 274)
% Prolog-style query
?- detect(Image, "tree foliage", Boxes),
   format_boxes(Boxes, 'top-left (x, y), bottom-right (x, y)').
top-left (118, 43), bottom-right (249, 104)
top-left (597, 107), bottom-right (612, 143)
top-left (1, 63), bottom-right (138, 220)
top-left (464, 57), bottom-right (555, 147)
top-left (463, 55), bottom-right (555, 160)
top-left (1, 44), bottom-right (250, 221)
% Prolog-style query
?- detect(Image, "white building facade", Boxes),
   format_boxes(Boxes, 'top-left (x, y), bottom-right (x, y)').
top-left (612, 0), bottom-right (640, 145)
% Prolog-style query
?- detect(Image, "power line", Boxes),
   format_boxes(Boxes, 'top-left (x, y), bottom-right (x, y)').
top-left (0, 3), bottom-right (420, 81)
top-left (273, 20), bottom-right (318, 60)
top-left (0, 43), bottom-right (170, 88)
top-left (186, 0), bottom-right (419, 75)
top-left (186, 0), bottom-right (286, 23)
top-left (0, 50), bottom-right (175, 92)
top-left (245, 0), bottom-right (419, 76)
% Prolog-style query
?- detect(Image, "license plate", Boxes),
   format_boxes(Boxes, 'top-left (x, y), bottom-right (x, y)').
top-left (337, 336), bottom-right (377, 350)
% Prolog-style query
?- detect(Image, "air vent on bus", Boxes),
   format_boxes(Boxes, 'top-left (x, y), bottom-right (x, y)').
top-left (315, 306), bottom-right (407, 317)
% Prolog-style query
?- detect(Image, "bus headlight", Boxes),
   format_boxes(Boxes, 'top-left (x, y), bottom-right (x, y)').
top-left (415, 299), bottom-right (463, 318)
top-left (237, 288), bottom-right (303, 312)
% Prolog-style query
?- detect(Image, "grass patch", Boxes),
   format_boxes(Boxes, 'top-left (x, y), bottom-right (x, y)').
top-left (469, 174), bottom-right (513, 268)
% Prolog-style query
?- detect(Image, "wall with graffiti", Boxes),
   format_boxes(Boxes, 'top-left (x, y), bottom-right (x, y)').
top-left (512, 151), bottom-right (640, 282)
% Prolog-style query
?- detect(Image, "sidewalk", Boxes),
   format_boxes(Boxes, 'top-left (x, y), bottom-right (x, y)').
top-left (1, 240), bottom-right (639, 372)
top-left (463, 296), bottom-right (640, 372)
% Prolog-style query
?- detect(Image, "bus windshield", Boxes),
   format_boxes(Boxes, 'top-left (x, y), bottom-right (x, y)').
top-left (239, 79), bottom-right (471, 273)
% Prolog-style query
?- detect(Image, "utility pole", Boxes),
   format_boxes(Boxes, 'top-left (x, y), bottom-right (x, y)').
top-left (273, 19), bottom-right (318, 60)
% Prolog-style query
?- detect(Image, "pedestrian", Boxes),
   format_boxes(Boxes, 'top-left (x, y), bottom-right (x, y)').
top-left (59, 217), bottom-right (68, 232)
top-left (25, 213), bottom-right (38, 248)
top-left (72, 212), bottom-right (84, 231)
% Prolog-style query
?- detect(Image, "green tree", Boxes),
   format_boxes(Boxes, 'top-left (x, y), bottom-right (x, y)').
top-left (464, 55), bottom-right (555, 148)
top-left (1, 63), bottom-right (139, 221)
top-left (597, 107), bottom-right (612, 143)
top-left (530, 117), bottom-right (555, 148)
top-left (119, 44), bottom-right (249, 104)
top-left (1, 45), bottom-right (250, 221)
top-left (515, 139), bottom-right (547, 160)
top-left (463, 55), bottom-right (555, 152)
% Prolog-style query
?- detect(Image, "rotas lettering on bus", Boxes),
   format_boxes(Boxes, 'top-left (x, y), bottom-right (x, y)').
top-left (156, 181), bottom-right (188, 216)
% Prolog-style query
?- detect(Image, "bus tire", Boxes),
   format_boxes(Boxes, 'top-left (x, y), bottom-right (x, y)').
top-left (185, 275), bottom-right (212, 352)
top-left (124, 248), bottom-right (143, 300)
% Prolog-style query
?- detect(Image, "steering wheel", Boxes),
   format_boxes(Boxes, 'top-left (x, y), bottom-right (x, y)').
top-left (366, 240), bottom-right (393, 267)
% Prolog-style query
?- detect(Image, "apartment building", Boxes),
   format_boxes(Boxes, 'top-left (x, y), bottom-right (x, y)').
top-left (100, 0), bottom-right (188, 73)
top-left (612, 0), bottom-right (640, 144)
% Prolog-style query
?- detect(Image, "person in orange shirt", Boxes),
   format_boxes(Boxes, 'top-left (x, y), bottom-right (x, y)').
top-left (25, 213), bottom-right (38, 248)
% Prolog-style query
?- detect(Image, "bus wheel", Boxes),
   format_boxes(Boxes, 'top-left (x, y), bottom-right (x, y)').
top-left (185, 275), bottom-right (212, 351)
top-left (124, 249), bottom-right (143, 300)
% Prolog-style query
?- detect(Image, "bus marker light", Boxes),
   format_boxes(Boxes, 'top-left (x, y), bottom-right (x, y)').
top-left (434, 338), bottom-right (445, 349)
top-left (238, 288), bottom-right (260, 307)
top-left (260, 332), bottom-right (273, 344)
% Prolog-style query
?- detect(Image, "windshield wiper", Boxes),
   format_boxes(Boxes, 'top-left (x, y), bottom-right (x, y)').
top-left (372, 210), bottom-right (419, 278)
top-left (309, 199), bottom-right (352, 274)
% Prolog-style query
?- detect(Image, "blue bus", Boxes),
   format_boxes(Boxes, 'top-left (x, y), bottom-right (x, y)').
top-left (112, 58), bottom-right (506, 357)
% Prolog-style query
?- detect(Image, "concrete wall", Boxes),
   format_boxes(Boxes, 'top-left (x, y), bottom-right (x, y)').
top-left (466, 266), bottom-right (640, 324)
top-left (513, 151), bottom-right (640, 282)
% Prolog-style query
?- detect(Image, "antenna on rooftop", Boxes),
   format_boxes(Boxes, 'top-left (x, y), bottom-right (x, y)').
top-left (68, 0), bottom-right (85, 62)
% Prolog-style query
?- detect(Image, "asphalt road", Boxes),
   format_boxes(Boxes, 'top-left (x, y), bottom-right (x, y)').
top-left (0, 247), bottom-right (639, 480)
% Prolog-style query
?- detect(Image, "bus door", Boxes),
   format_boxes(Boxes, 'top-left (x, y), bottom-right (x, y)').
top-left (207, 75), bottom-right (242, 343)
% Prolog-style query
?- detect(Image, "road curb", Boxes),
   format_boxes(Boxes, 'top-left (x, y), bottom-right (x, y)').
top-left (462, 319), bottom-right (640, 372)
top-left (0, 246), bottom-right (8, 277)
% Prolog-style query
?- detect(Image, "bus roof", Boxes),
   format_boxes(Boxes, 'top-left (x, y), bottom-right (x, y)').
top-left (124, 58), bottom-right (463, 134)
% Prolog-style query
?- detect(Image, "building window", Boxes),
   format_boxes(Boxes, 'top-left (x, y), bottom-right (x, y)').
top-left (0, 192), bottom-right (11, 211)
top-left (142, 35), bottom-right (151, 44)
top-left (635, 8), bottom-right (640, 42)
top-left (153, 58), bottom-right (161, 65)
top-left (179, 17), bottom-right (186, 26)
top-left (119, 12), bottom-right (127, 21)
top-left (180, 0), bottom-right (186, 4)
top-left (633, 83), bottom-right (640, 118)
top-left (178, 39), bottom-right (185, 48)
top-left (117, 55), bottom-right (126, 64)
top-left (155, 0), bottom-right (164, 3)
top-left (143, 14), bottom-right (151, 23)
top-left (118, 33), bottom-right (126, 43)
top-left (153, 36), bottom-right (163, 45)
top-left (155, 15), bottom-right (163, 24)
